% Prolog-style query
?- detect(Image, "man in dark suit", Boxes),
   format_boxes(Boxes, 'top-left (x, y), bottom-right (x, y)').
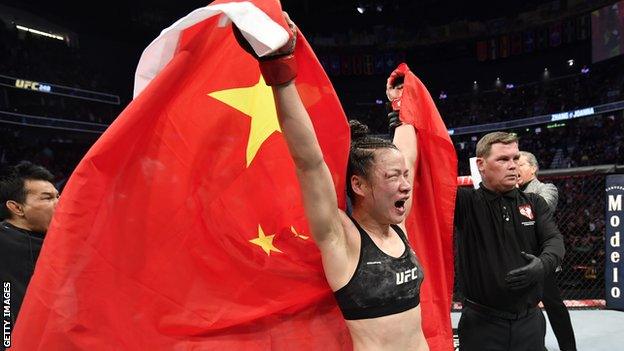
top-left (1, 161), bottom-right (59, 341)
top-left (455, 133), bottom-right (565, 351)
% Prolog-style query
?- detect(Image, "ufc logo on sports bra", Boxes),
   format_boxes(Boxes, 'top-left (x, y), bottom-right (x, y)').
top-left (396, 267), bottom-right (419, 285)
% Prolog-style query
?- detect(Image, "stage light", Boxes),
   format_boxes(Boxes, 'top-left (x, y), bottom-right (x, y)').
top-left (581, 66), bottom-right (590, 74)
top-left (356, 6), bottom-right (365, 14)
top-left (506, 83), bottom-right (515, 89)
top-left (543, 68), bottom-right (550, 80)
top-left (375, 99), bottom-right (383, 105)
top-left (376, 5), bottom-right (383, 12)
top-left (15, 25), bottom-right (64, 41)
top-left (439, 91), bottom-right (447, 100)
top-left (567, 59), bottom-right (575, 66)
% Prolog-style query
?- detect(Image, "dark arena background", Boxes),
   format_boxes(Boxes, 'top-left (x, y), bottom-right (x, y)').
top-left (1, 0), bottom-right (623, 350)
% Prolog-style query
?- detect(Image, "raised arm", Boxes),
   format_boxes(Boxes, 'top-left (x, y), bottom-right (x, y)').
top-left (233, 13), bottom-right (345, 250)
top-left (386, 64), bottom-right (418, 220)
top-left (271, 83), bottom-right (345, 249)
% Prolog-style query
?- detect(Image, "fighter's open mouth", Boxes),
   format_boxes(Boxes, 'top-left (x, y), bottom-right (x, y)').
top-left (395, 200), bottom-right (406, 209)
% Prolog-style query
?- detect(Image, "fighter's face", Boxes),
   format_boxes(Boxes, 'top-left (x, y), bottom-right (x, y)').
top-left (366, 148), bottom-right (412, 224)
top-left (478, 142), bottom-right (520, 193)
top-left (516, 155), bottom-right (536, 186)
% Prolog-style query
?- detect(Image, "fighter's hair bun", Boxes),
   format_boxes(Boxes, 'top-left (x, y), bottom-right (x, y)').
top-left (349, 120), bottom-right (369, 143)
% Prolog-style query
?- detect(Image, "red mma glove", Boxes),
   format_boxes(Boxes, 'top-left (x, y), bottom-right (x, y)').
top-left (386, 63), bottom-right (410, 111)
top-left (232, 11), bottom-right (298, 86)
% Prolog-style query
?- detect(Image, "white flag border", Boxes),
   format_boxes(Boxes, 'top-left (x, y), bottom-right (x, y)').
top-left (133, 1), bottom-right (288, 98)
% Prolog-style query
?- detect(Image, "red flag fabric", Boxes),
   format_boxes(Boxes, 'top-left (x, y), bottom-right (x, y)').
top-left (400, 70), bottom-right (458, 351)
top-left (14, 2), bottom-right (457, 349)
top-left (12, 0), bottom-right (353, 349)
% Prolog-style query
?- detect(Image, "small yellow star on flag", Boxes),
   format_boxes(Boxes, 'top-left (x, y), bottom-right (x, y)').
top-left (291, 226), bottom-right (309, 240)
top-left (249, 225), bottom-right (283, 256)
top-left (207, 75), bottom-right (281, 167)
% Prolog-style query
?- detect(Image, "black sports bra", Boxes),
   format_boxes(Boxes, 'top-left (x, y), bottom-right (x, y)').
top-left (333, 218), bottom-right (424, 320)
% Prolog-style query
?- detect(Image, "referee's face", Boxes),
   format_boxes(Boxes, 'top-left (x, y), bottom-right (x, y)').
top-left (478, 142), bottom-right (520, 193)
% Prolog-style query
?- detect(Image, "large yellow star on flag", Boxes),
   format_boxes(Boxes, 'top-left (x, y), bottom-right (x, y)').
top-left (249, 225), bottom-right (283, 256)
top-left (208, 75), bottom-right (281, 167)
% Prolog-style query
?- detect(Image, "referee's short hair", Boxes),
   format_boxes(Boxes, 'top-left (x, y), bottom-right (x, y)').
top-left (476, 132), bottom-right (518, 158)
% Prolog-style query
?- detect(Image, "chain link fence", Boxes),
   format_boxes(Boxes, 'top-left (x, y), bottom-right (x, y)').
top-left (453, 165), bottom-right (623, 308)
top-left (542, 173), bottom-right (605, 304)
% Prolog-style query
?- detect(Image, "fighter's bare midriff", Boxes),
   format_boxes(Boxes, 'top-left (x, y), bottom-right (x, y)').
top-left (318, 212), bottom-right (428, 351)
top-left (345, 306), bottom-right (429, 351)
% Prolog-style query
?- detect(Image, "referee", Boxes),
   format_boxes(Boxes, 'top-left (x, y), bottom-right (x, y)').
top-left (455, 132), bottom-right (565, 351)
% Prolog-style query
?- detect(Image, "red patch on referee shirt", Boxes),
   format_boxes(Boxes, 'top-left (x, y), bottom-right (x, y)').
top-left (518, 204), bottom-right (534, 220)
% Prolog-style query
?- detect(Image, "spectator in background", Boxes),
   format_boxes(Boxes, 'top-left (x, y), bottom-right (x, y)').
top-left (517, 151), bottom-right (577, 351)
top-left (0, 161), bottom-right (59, 331)
top-left (517, 151), bottom-right (558, 211)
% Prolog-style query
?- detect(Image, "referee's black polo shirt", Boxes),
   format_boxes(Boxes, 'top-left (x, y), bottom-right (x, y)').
top-left (454, 184), bottom-right (565, 314)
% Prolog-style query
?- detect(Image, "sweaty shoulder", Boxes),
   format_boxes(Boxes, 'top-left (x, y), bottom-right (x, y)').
top-left (338, 210), bottom-right (362, 250)
top-left (315, 210), bottom-right (362, 290)
top-left (338, 210), bottom-right (356, 231)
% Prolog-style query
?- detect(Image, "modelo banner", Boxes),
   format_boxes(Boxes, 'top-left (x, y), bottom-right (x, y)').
top-left (606, 174), bottom-right (624, 310)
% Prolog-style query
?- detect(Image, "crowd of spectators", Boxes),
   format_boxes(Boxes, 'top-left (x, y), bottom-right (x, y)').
top-left (0, 24), bottom-right (122, 124)
top-left (437, 59), bottom-right (624, 128)
top-left (0, 23), bottom-right (111, 91)
top-left (344, 56), bottom-right (624, 133)
top-left (0, 126), bottom-right (93, 190)
top-left (454, 113), bottom-right (624, 175)
top-left (305, 0), bottom-right (602, 49)
top-left (338, 54), bottom-right (624, 177)
top-left (1, 88), bottom-right (119, 124)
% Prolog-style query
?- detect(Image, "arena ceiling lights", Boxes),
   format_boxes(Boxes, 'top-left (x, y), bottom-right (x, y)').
top-left (355, 1), bottom-right (384, 14)
top-left (15, 24), bottom-right (64, 41)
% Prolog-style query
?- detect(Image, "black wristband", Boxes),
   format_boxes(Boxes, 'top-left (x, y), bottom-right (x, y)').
top-left (388, 111), bottom-right (403, 135)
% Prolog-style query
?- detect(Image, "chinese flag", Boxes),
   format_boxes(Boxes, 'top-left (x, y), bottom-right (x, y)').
top-left (400, 69), bottom-right (458, 351)
top-left (13, 1), bottom-right (455, 350)
top-left (12, 1), bottom-right (351, 349)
